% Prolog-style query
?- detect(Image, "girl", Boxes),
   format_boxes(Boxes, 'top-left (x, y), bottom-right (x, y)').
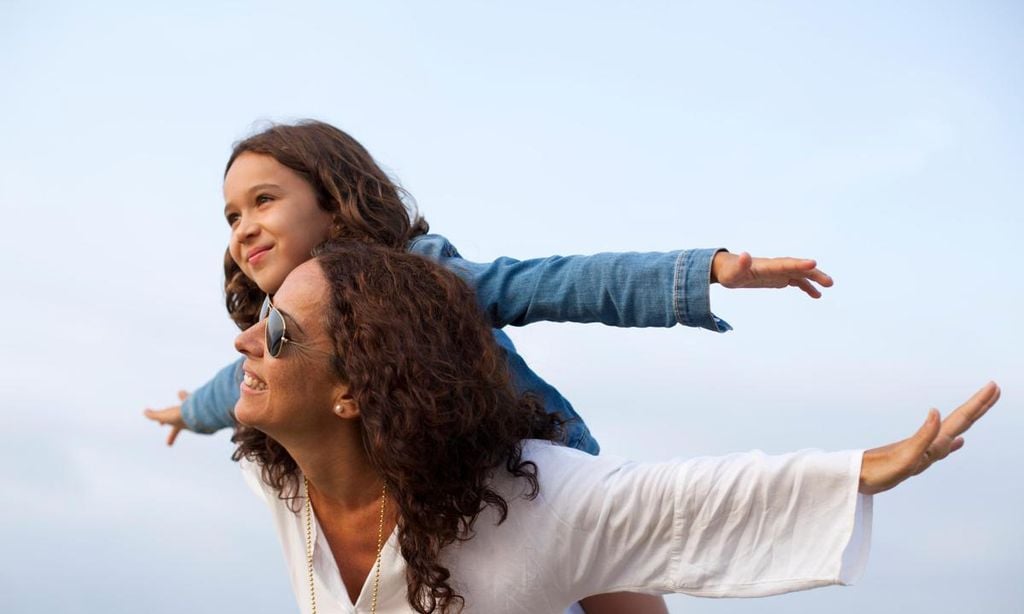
top-left (146, 119), bottom-right (833, 613)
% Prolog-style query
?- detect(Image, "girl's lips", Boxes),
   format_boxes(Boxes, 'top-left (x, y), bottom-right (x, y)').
top-left (248, 246), bottom-right (272, 265)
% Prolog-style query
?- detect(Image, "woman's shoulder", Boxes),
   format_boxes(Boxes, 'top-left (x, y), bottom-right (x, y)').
top-left (238, 457), bottom-right (278, 504)
top-left (516, 440), bottom-right (633, 498)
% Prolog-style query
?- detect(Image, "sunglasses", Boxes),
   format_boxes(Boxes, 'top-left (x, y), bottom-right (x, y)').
top-left (259, 295), bottom-right (332, 358)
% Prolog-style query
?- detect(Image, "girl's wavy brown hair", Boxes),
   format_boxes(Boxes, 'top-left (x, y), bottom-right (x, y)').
top-left (223, 120), bottom-right (429, 330)
top-left (232, 240), bottom-right (564, 613)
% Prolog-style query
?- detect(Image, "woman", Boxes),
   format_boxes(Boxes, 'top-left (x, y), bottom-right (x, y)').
top-left (231, 240), bottom-right (999, 613)
top-left (148, 119), bottom-right (835, 614)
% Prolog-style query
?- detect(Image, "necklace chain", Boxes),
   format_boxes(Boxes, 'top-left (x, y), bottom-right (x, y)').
top-left (304, 476), bottom-right (388, 614)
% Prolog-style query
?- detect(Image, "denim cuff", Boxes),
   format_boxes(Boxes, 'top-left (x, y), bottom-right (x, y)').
top-left (180, 394), bottom-right (217, 434)
top-left (179, 360), bottom-right (242, 434)
top-left (673, 248), bottom-right (733, 332)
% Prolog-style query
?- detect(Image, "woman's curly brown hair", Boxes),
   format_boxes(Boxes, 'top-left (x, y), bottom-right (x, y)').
top-left (232, 240), bottom-right (564, 613)
top-left (223, 120), bottom-right (430, 330)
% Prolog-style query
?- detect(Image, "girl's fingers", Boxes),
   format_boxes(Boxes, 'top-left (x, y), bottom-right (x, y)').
top-left (789, 278), bottom-right (821, 298)
top-left (805, 268), bottom-right (834, 287)
top-left (736, 252), bottom-right (753, 271)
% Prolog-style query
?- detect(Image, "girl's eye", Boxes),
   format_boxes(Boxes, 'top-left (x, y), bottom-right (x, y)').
top-left (226, 212), bottom-right (240, 227)
top-left (256, 194), bottom-right (273, 205)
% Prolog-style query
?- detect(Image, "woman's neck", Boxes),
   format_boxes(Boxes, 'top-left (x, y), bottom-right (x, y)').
top-left (281, 423), bottom-right (384, 510)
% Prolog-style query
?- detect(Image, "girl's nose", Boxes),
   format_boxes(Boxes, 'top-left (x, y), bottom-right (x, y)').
top-left (233, 214), bottom-right (260, 243)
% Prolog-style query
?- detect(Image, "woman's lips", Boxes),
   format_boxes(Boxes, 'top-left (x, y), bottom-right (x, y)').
top-left (241, 371), bottom-right (268, 394)
top-left (247, 246), bottom-right (272, 265)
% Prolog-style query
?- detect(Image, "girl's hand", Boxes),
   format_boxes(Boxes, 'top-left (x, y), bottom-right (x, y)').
top-left (710, 251), bottom-right (833, 298)
top-left (143, 390), bottom-right (191, 446)
top-left (859, 382), bottom-right (1001, 495)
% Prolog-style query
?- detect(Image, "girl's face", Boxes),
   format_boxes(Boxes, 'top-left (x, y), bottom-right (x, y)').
top-left (233, 260), bottom-right (346, 432)
top-left (224, 152), bottom-right (335, 294)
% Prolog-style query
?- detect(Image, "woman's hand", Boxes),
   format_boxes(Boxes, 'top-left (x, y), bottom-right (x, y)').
top-left (710, 251), bottom-right (833, 298)
top-left (859, 382), bottom-right (1001, 495)
top-left (143, 390), bottom-right (191, 446)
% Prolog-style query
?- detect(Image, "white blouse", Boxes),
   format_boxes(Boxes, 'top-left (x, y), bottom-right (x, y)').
top-left (241, 441), bottom-right (872, 613)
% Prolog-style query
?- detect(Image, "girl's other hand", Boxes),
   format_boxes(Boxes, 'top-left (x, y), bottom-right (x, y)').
top-left (711, 251), bottom-right (833, 298)
top-left (859, 382), bottom-right (1001, 495)
top-left (143, 390), bottom-right (191, 446)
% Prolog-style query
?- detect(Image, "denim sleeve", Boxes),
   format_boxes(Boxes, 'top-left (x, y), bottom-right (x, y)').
top-left (409, 234), bottom-right (731, 332)
top-left (179, 357), bottom-right (242, 434)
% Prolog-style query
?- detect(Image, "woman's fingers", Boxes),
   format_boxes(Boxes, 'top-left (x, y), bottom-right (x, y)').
top-left (920, 382), bottom-right (1000, 468)
top-left (949, 437), bottom-right (965, 453)
top-left (940, 382), bottom-right (1000, 441)
top-left (906, 409), bottom-right (944, 476)
top-left (909, 408), bottom-right (942, 466)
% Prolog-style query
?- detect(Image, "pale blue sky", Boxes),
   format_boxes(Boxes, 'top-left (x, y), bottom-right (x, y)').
top-left (1, 2), bottom-right (1021, 613)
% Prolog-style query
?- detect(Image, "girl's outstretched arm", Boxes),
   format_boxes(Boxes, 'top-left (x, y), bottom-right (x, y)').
top-left (409, 234), bottom-right (832, 332)
top-left (410, 234), bottom-right (729, 331)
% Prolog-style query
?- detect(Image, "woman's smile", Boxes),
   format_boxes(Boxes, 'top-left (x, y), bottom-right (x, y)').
top-left (241, 369), bottom-right (268, 393)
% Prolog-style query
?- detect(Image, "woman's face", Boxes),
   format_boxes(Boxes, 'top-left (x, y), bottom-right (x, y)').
top-left (224, 152), bottom-right (335, 294)
top-left (233, 260), bottom-right (346, 433)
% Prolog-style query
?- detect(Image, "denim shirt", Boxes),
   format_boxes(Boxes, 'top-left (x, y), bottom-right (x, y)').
top-left (181, 234), bottom-right (731, 454)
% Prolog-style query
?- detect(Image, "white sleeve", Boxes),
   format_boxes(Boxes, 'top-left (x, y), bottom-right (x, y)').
top-left (238, 457), bottom-right (273, 503)
top-left (529, 443), bottom-right (872, 600)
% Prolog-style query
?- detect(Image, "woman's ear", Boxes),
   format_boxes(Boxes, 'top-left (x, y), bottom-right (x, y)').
top-left (331, 390), bottom-right (360, 419)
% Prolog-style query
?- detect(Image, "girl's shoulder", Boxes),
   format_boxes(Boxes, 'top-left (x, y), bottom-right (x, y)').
top-left (406, 233), bottom-right (461, 259)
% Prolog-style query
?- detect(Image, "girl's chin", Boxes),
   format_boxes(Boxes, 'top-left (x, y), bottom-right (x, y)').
top-left (252, 269), bottom-right (286, 295)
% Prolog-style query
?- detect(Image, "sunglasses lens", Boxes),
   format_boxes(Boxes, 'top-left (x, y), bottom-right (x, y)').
top-left (265, 308), bottom-right (285, 357)
top-left (259, 295), bottom-right (272, 321)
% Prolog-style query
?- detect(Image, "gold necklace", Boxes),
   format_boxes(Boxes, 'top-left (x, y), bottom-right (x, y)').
top-left (304, 477), bottom-right (388, 614)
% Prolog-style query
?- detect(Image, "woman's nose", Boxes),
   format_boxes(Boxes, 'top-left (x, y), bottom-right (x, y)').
top-left (235, 319), bottom-right (266, 358)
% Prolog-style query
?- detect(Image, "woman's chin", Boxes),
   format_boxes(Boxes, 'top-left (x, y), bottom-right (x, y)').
top-left (234, 400), bottom-right (263, 428)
